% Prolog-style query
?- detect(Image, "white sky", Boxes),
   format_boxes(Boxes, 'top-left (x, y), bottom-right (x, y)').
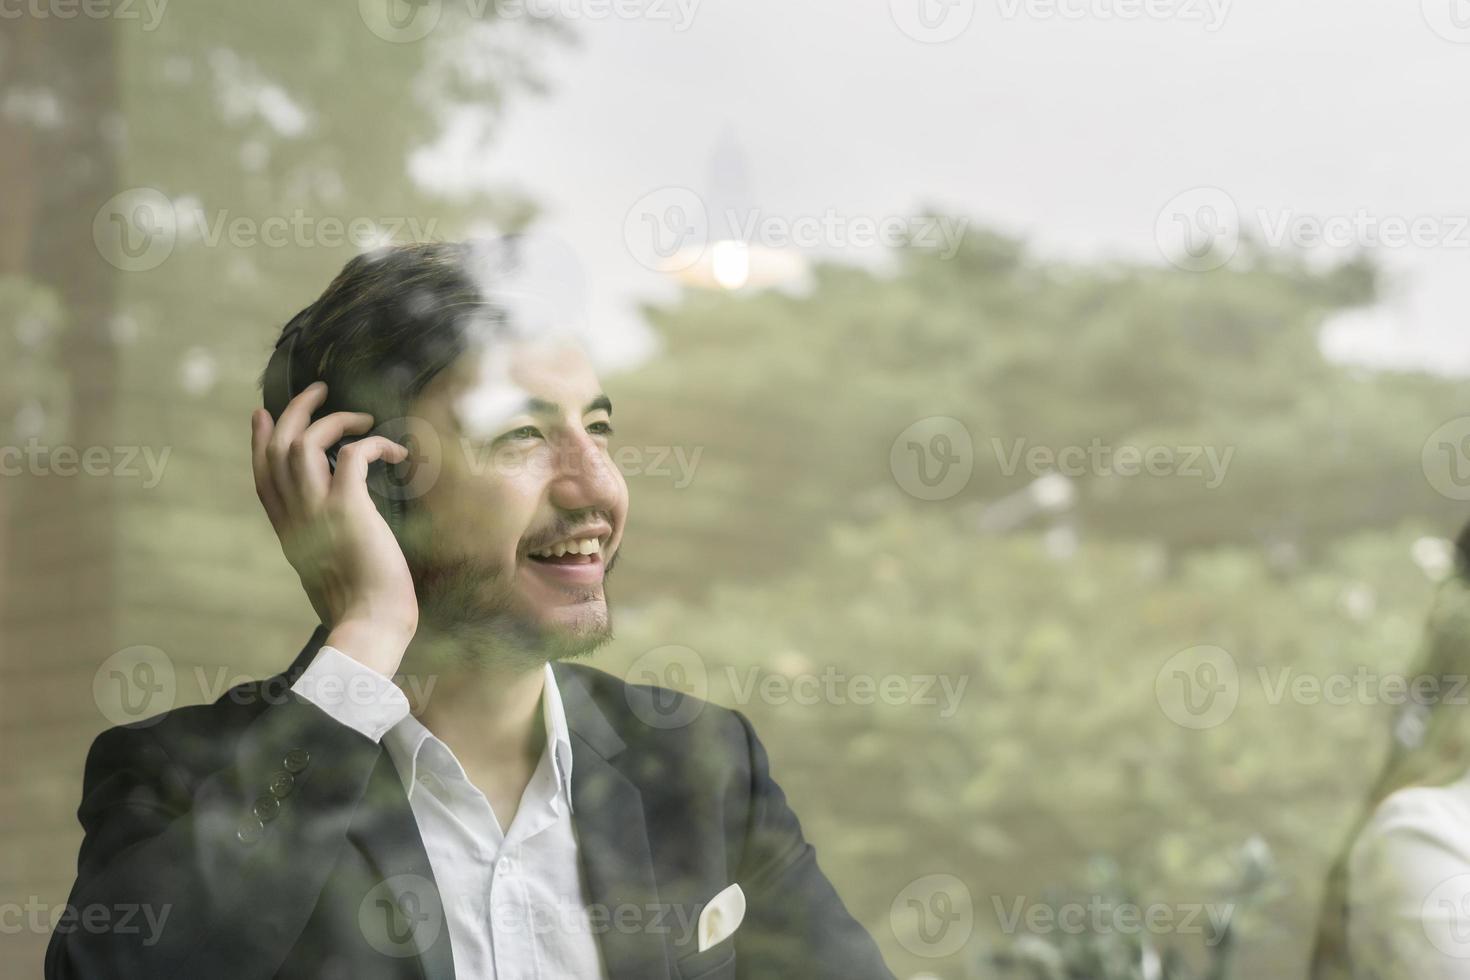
top-left (413, 0), bottom-right (1470, 375)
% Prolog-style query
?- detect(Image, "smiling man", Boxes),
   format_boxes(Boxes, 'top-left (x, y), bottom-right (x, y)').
top-left (46, 240), bottom-right (895, 979)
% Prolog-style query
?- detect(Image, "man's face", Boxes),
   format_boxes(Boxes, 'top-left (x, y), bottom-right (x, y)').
top-left (402, 337), bottom-right (629, 662)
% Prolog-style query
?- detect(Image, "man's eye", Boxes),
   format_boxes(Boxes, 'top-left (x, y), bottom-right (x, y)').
top-left (587, 421), bottom-right (614, 436)
top-left (499, 425), bottom-right (542, 443)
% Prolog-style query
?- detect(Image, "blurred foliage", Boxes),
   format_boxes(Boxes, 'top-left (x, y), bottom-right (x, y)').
top-left (111, 0), bottom-right (563, 411)
top-left (599, 503), bottom-right (1442, 977)
top-left (625, 230), bottom-right (1461, 590)
top-left (599, 228), bottom-right (1460, 976)
top-left (980, 843), bottom-right (1275, 980)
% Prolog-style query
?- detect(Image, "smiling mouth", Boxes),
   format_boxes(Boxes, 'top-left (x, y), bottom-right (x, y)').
top-left (523, 534), bottom-right (609, 583)
top-left (527, 534), bottom-right (604, 562)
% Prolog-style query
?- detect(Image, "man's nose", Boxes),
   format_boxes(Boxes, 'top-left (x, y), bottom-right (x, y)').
top-left (546, 430), bottom-right (621, 511)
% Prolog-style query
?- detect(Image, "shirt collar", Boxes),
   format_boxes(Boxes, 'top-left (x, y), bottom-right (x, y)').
top-left (383, 662), bottom-right (575, 813)
top-left (541, 661), bottom-right (576, 811)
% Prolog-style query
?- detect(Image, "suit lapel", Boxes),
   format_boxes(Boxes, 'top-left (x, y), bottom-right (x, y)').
top-left (285, 626), bottom-right (456, 980)
top-left (346, 739), bottom-right (457, 980)
top-left (558, 666), bottom-right (673, 980)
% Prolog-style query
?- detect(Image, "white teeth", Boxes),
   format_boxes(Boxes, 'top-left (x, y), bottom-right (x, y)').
top-left (531, 537), bottom-right (602, 559)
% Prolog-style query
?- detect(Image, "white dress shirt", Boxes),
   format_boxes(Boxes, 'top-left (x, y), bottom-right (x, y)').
top-left (291, 645), bottom-right (608, 979)
top-left (1347, 769), bottom-right (1470, 979)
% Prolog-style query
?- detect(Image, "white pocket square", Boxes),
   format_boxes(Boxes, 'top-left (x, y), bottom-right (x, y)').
top-left (697, 882), bottom-right (746, 952)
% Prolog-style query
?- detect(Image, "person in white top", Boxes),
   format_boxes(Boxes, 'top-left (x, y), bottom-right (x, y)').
top-left (1312, 529), bottom-right (1470, 980)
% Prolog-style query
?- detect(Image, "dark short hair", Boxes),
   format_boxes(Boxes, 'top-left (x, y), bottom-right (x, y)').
top-left (262, 240), bottom-right (513, 421)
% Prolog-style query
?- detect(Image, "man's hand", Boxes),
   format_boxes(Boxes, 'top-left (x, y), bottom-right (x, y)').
top-left (251, 381), bottom-right (418, 677)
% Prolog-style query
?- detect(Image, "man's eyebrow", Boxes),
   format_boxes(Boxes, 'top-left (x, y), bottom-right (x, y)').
top-left (523, 394), bottom-right (613, 416)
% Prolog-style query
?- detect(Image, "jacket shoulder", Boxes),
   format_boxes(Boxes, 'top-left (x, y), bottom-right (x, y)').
top-left (556, 661), bottom-right (756, 770)
top-left (87, 672), bottom-right (294, 769)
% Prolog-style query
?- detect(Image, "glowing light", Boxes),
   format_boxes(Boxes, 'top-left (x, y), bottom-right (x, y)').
top-left (710, 239), bottom-right (750, 290)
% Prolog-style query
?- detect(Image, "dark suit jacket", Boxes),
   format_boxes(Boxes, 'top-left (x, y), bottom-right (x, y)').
top-left (46, 627), bottom-right (895, 979)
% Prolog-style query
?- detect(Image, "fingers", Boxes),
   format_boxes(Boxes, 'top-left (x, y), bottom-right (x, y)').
top-left (266, 381), bottom-right (329, 521)
top-left (330, 436), bottom-right (411, 506)
top-left (259, 382), bottom-right (386, 524)
top-left (251, 409), bottom-right (285, 529)
top-left (291, 410), bottom-right (376, 505)
top-left (270, 380), bottom-right (328, 451)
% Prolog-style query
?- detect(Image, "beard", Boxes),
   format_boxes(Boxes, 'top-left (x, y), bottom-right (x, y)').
top-left (405, 547), bottom-right (617, 672)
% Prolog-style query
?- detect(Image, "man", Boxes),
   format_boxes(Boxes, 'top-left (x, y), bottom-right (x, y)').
top-left (46, 240), bottom-right (895, 979)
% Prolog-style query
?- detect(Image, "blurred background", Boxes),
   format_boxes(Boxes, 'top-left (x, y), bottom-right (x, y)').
top-left (4, 1), bottom-right (1470, 976)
